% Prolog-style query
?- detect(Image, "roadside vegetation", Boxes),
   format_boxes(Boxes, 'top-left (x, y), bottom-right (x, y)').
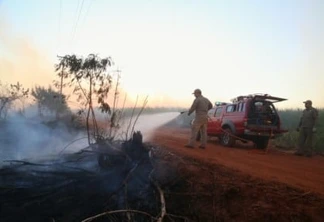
top-left (274, 109), bottom-right (324, 152)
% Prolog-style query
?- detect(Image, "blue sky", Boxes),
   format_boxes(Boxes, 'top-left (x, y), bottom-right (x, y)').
top-left (0, 0), bottom-right (323, 108)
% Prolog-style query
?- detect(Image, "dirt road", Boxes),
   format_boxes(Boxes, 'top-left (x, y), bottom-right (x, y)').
top-left (150, 126), bottom-right (324, 196)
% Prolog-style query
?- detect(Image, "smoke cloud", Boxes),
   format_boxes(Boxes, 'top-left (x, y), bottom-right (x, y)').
top-left (0, 110), bottom-right (180, 167)
top-left (122, 112), bottom-right (180, 141)
top-left (0, 116), bottom-right (87, 166)
top-left (0, 19), bottom-right (54, 91)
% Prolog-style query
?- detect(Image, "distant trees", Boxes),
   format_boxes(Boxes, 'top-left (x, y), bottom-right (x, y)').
top-left (31, 86), bottom-right (70, 117)
top-left (0, 81), bottom-right (29, 120)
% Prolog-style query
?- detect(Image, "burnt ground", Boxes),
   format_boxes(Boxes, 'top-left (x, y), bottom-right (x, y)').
top-left (1, 124), bottom-right (324, 221)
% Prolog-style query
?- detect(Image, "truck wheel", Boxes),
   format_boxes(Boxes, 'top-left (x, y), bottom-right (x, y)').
top-left (221, 128), bottom-right (236, 147)
top-left (254, 138), bottom-right (269, 149)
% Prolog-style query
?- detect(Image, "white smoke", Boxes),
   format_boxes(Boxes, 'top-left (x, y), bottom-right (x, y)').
top-left (124, 112), bottom-right (180, 141)
top-left (0, 115), bottom-right (87, 165)
top-left (0, 111), bottom-right (180, 167)
top-left (101, 111), bottom-right (180, 141)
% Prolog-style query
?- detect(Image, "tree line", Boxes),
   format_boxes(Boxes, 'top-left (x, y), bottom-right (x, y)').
top-left (0, 53), bottom-right (150, 146)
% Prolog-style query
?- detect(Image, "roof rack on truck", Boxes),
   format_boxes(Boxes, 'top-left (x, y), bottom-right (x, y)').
top-left (231, 93), bottom-right (287, 103)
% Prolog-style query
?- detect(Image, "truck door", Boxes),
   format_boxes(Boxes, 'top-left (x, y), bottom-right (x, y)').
top-left (207, 108), bottom-right (216, 133)
top-left (214, 107), bottom-right (223, 134)
top-left (207, 107), bottom-right (223, 135)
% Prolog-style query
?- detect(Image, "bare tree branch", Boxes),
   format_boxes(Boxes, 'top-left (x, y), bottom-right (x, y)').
top-left (130, 96), bottom-right (149, 137)
top-left (125, 95), bottom-right (138, 140)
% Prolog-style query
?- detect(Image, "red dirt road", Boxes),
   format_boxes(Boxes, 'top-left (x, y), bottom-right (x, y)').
top-left (150, 126), bottom-right (324, 196)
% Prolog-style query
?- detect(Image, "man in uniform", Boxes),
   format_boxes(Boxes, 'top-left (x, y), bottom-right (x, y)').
top-left (295, 100), bottom-right (318, 157)
top-left (185, 89), bottom-right (213, 149)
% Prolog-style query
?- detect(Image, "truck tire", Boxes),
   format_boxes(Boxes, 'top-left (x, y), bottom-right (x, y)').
top-left (221, 128), bottom-right (236, 147)
top-left (254, 137), bottom-right (269, 149)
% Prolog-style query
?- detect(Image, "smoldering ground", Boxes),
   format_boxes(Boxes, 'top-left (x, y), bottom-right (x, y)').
top-left (0, 111), bottom-right (188, 222)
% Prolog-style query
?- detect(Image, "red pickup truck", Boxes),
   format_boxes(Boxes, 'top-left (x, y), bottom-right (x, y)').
top-left (200, 94), bottom-right (288, 149)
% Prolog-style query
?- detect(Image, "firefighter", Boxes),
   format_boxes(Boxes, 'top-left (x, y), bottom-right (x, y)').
top-left (295, 100), bottom-right (318, 157)
top-left (185, 89), bottom-right (213, 149)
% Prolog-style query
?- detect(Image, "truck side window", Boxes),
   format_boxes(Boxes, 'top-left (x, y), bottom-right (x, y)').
top-left (215, 107), bottom-right (223, 117)
top-left (226, 106), bottom-right (233, 112)
top-left (237, 103), bottom-right (244, 112)
top-left (208, 108), bottom-right (216, 116)
top-left (226, 105), bottom-right (236, 112)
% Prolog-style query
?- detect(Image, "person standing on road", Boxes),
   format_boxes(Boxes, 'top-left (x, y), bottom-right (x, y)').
top-left (185, 89), bottom-right (213, 149)
top-left (295, 100), bottom-right (318, 157)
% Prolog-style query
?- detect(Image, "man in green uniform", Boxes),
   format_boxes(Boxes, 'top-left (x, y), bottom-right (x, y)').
top-left (185, 89), bottom-right (213, 149)
top-left (295, 100), bottom-right (318, 157)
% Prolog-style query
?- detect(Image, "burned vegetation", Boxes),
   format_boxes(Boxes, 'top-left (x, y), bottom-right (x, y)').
top-left (0, 131), bottom-right (187, 222)
top-left (2, 130), bottom-right (324, 222)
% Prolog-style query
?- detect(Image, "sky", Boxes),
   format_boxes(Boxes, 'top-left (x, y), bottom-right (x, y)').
top-left (0, 0), bottom-right (323, 109)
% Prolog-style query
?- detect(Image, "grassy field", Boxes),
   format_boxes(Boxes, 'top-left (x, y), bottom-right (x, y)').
top-left (274, 109), bottom-right (323, 152)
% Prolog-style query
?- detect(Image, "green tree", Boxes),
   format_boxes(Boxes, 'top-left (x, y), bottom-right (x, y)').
top-left (57, 54), bottom-right (113, 145)
top-left (54, 55), bottom-right (70, 105)
top-left (31, 86), bottom-right (70, 117)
